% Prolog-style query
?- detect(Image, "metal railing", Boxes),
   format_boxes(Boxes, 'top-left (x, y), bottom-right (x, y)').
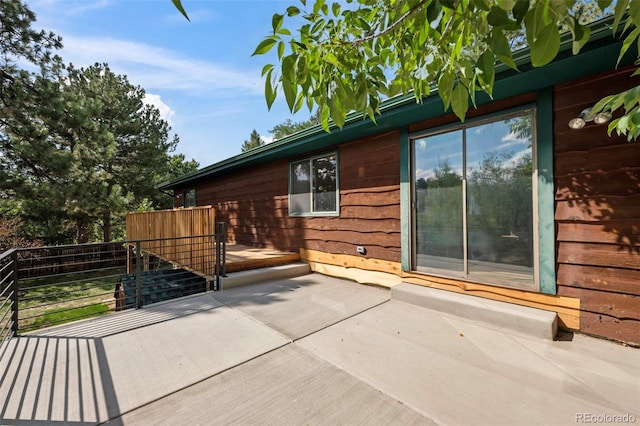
top-left (0, 224), bottom-right (227, 349)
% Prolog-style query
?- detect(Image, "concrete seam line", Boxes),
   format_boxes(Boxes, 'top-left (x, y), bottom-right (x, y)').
top-left (97, 340), bottom-right (294, 426)
top-left (292, 299), bottom-right (391, 343)
top-left (99, 297), bottom-right (391, 424)
top-left (208, 292), bottom-right (295, 343)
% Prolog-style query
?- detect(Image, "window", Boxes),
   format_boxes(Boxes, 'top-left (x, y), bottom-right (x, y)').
top-left (412, 110), bottom-right (536, 291)
top-left (183, 188), bottom-right (196, 207)
top-left (289, 152), bottom-right (338, 216)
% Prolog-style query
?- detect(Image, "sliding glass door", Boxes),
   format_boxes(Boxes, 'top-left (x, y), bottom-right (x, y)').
top-left (412, 110), bottom-right (536, 291)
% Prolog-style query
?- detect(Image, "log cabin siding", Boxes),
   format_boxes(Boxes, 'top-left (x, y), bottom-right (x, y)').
top-left (553, 66), bottom-right (640, 343)
top-left (308, 130), bottom-right (402, 263)
top-left (167, 62), bottom-right (639, 344)
top-left (179, 130), bottom-right (402, 262)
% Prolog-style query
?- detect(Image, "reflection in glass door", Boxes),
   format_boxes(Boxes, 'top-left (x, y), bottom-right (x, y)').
top-left (414, 131), bottom-right (464, 272)
top-left (412, 110), bottom-right (536, 291)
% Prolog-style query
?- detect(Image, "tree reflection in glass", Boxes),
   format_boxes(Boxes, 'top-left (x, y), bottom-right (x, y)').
top-left (413, 112), bottom-right (535, 290)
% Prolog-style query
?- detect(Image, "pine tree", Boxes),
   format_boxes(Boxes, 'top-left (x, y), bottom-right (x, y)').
top-left (241, 129), bottom-right (264, 152)
top-left (2, 63), bottom-right (178, 243)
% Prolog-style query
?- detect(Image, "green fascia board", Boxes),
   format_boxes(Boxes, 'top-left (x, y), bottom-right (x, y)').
top-left (159, 17), bottom-right (630, 191)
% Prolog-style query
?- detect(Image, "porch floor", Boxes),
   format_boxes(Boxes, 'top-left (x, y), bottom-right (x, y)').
top-left (224, 244), bottom-right (300, 273)
top-left (1, 273), bottom-right (638, 425)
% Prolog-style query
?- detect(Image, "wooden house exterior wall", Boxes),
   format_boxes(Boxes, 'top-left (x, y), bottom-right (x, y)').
top-left (175, 130), bottom-right (402, 263)
top-left (170, 68), bottom-right (639, 345)
top-left (553, 66), bottom-right (640, 343)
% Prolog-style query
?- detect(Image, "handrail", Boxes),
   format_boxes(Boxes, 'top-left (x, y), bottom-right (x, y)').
top-left (0, 225), bottom-right (228, 349)
top-left (0, 248), bottom-right (16, 262)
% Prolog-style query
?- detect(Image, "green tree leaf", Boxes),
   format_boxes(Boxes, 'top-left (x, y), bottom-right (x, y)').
top-left (171, 0), bottom-right (190, 21)
top-left (252, 38), bottom-right (277, 56)
top-left (450, 83), bottom-right (469, 121)
top-left (530, 23), bottom-right (560, 67)
top-left (265, 69), bottom-right (277, 110)
top-left (287, 6), bottom-right (301, 17)
top-left (489, 29), bottom-right (518, 70)
top-left (272, 13), bottom-right (284, 34)
top-left (471, 0), bottom-right (490, 12)
top-left (512, 1), bottom-right (529, 23)
top-left (438, 70), bottom-right (455, 110)
top-left (477, 50), bottom-right (495, 94)
top-left (487, 6), bottom-right (510, 26)
top-left (612, 0), bottom-right (629, 34)
top-left (617, 28), bottom-right (640, 67)
top-left (240, 0), bottom-right (638, 141)
top-left (329, 95), bottom-right (346, 128)
top-left (571, 19), bottom-right (591, 55)
top-left (497, 0), bottom-right (515, 11)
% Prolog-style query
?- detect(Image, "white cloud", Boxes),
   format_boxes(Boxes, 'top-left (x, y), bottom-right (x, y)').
top-left (494, 131), bottom-right (529, 151)
top-left (32, 0), bottom-right (112, 16)
top-left (143, 94), bottom-right (175, 124)
top-left (501, 131), bottom-right (526, 143)
top-left (506, 148), bottom-right (531, 167)
top-left (262, 135), bottom-right (275, 144)
top-left (59, 35), bottom-right (261, 96)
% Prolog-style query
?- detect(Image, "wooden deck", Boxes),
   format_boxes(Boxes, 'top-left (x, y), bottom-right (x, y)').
top-left (225, 245), bottom-right (300, 273)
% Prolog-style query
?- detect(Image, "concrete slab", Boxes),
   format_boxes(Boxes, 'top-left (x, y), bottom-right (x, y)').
top-left (113, 344), bottom-right (433, 426)
top-left (2, 274), bottom-right (638, 426)
top-left (213, 274), bottom-right (390, 340)
top-left (0, 294), bottom-right (290, 425)
top-left (298, 300), bottom-right (640, 426)
top-left (220, 262), bottom-right (311, 289)
top-left (31, 293), bottom-right (226, 338)
top-left (392, 283), bottom-right (558, 339)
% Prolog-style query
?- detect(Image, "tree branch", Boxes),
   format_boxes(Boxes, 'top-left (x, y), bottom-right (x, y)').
top-left (350, 0), bottom-right (431, 46)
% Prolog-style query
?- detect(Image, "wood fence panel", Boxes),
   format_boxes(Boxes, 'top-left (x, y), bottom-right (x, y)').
top-left (126, 206), bottom-right (216, 276)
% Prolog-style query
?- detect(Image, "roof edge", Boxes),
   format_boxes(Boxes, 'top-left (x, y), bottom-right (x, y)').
top-left (159, 15), bottom-right (625, 190)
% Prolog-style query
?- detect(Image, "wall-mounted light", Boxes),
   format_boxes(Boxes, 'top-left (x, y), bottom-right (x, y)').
top-left (568, 107), bottom-right (612, 129)
top-left (593, 110), bottom-right (612, 124)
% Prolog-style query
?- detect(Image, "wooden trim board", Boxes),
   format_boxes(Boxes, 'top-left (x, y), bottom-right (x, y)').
top-left (300, 248), bottom-right (580, 330)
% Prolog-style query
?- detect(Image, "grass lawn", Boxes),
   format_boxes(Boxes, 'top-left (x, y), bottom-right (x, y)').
top-left (18, 267), bottom-right (126, 331)
top-left (27, 303), bottom-right (111, 331)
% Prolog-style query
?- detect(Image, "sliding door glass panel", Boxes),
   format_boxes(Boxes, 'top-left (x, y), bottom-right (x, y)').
top-left (290, 160), bottom-right (311, 215)
top-left (465, 116), bottom-right (534, 286)
top-left (414, 131), bottom-right (464, 272)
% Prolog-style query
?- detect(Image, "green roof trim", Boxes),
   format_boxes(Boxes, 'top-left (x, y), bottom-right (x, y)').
top-left (159, 17), bottom-right (631, 190)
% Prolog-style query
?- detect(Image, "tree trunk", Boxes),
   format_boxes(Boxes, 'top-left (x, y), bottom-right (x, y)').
top-left (102, 212), bottom-right (111, 242)
top-left (76, 219), bottom-right (88, 244)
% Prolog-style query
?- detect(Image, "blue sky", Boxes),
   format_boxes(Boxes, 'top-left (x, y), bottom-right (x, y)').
top-left (414, 115), bottom-right (532, 181)
top-left (28, 0), bottom-right (310, 167)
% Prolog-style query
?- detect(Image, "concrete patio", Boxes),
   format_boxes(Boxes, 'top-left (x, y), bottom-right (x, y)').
top-left (1, 273), bottom-right (638, 425)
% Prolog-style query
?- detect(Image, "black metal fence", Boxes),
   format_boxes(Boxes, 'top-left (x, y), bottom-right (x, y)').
top-left (0, 224), bottom-right (226, 351)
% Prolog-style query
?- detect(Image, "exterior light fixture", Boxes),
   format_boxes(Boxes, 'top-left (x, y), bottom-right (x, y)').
top-left (593, 110), bottom-right (613, 124)
top-left (568, 107), bottom-right (612, 129)
top-left (568, 108), bottom-right (593, 129)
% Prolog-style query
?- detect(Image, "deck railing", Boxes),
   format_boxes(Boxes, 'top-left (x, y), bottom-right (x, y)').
top-left (0, 226), bottom-right (227, 353)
